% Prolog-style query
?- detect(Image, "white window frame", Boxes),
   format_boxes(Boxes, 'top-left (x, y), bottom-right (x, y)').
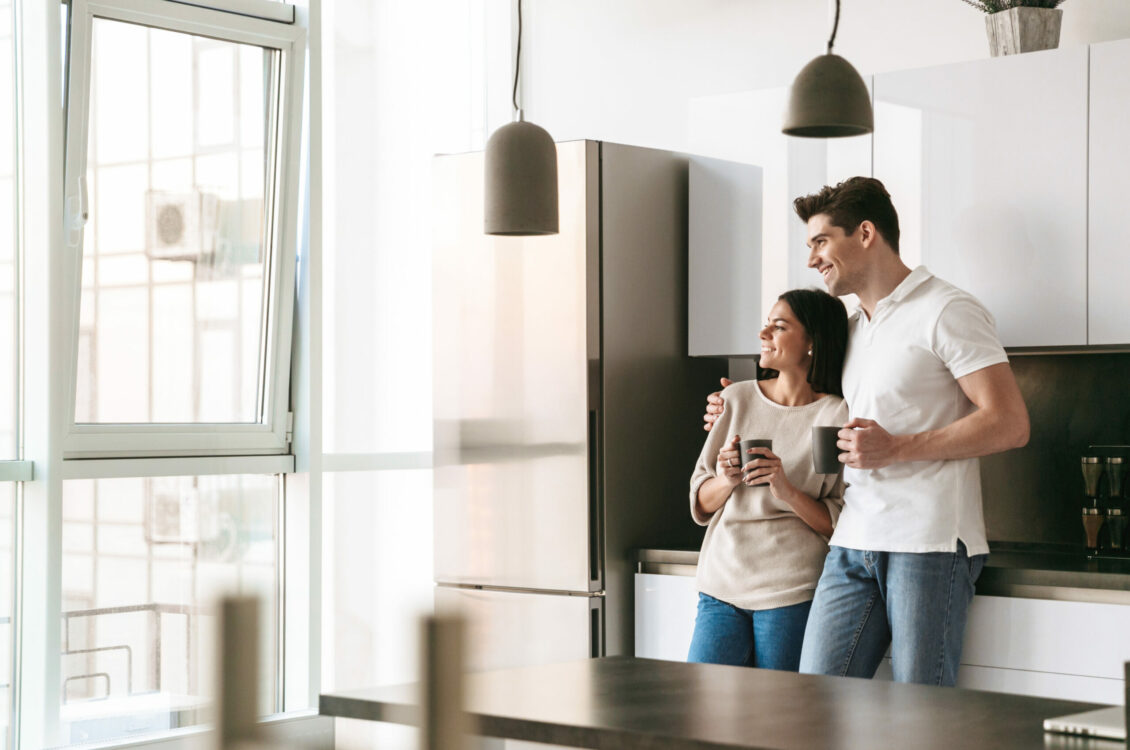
top-left (14, 0), bottom-right (322, 747)
top-left (60, 0), bottom-right (306, 459)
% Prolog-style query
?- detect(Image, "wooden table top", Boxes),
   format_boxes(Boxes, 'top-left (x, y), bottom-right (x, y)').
top-left (320, 656), bottom-right (1124, 750)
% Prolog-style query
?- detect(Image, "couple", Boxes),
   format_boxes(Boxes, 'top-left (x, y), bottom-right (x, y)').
top-left (688, 177), bottom-right (1030, 685)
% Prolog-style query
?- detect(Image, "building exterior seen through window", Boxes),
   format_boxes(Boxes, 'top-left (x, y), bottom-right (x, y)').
top-left (76, 20), bottom-right (271, 425)
top-left (60, 475), bottom-right (278, 745)
top-left (0, 0), bottom-right (17, 744)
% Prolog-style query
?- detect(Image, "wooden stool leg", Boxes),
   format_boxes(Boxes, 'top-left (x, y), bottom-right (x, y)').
top-left (218, 596), bottom-right (261, 750)
top-left (420, 614), bottom-right (471, 750)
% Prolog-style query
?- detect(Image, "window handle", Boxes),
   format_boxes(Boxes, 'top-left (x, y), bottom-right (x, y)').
top-left (65, 175), bottom-right (89, 248)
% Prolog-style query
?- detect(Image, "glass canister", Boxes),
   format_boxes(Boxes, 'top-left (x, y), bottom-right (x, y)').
top-left (1082, 507), bottom-right (1105, 551)
top-left (1082, 456), bottom-right (1104, 505)
top-left (1106, 509), bottom-right (1127, 551)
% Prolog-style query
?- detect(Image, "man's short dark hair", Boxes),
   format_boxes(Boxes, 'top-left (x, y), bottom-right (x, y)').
top-left (793, 176), bottom-right (901, 254)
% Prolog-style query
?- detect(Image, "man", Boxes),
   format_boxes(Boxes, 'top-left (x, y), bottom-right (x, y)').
top-left (703, 177), bottom-right (1029, 686)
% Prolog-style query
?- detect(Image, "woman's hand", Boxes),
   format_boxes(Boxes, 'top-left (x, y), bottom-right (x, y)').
top-left (741, 448), bottom-right (796, 501)
top-left (716, 435), bottom-right (744, 486)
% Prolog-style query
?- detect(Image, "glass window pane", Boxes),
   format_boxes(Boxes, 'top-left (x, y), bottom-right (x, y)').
top-left (77, 19), bottom-right (274, 425)
top-left (196, 45), bottom-right (235, 147)
top-left (0, 484), bottom-right (14, 745)
top-left (60, 475), bottom-right (279, 746)
top-left (92, 19), bottom-right (147, 165)
top-left (0, 0), bottom-right (15, 460)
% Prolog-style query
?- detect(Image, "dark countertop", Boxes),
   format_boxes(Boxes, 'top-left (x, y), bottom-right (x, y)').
top-left (637, 544), bottom-right (1130, 603)
top-left (320, 656), bottom-right (1118, 750)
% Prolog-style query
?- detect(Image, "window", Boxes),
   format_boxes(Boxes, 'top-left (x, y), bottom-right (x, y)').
top-left (62, 0), bottom-right (305, 458)
top-left (0, 0), bottom-right (15, 461)
top-left (11, 0), bottom-right (311, 746)
top-left (13, 0), bottom-right (498, 745)
top-left (60, 474), bottom-right (279, 745)
top-left (76, 25), bottom-right (270, 427)
top-left (0, 0), bottom-right (18, 744)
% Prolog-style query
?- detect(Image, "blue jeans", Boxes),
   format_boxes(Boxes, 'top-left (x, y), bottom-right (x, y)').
top-left (798, 542), bottom-right (986, 686)
top-left (687, 593), bottom-right (812, 671)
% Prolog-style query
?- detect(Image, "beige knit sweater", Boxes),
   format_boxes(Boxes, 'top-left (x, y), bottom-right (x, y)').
top-left (690, 380), bottom-right (848, 610)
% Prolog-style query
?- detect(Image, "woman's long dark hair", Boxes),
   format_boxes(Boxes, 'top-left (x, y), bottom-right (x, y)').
top-left (756, 289), bottom-right (848, 397)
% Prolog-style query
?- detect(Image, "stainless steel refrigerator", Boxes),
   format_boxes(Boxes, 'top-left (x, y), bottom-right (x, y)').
top-left (432, 140), bottom-right (724, 671)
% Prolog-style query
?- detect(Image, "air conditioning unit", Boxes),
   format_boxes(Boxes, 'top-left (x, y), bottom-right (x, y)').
top-left (146, 190), bottom-right (219, 262)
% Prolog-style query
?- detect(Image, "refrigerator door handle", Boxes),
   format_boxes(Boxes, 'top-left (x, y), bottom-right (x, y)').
top-left (590, 597), bottom-right (604, 658)
top-left (588, 408), bottom-right (602, 587)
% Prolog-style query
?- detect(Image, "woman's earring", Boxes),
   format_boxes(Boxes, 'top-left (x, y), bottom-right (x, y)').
top-left (807, 349), bottom-right (813, 356)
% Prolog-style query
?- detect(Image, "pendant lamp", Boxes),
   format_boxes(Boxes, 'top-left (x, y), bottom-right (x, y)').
top-left (782, 0), bottom-right (873, 138)
top-left (484, 0), bottom-right (559, 236)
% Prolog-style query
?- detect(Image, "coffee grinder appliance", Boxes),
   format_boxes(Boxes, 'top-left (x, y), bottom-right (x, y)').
top-left (1104, 457), bottom-right (1126, 552)
top-left (1081, 447), bottom-right (1130, 557)
top-left (1081, 456), bottom-right (1105, 553)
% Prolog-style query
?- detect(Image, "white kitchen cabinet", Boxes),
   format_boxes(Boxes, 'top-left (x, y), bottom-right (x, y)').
top-left (877, 595), bottom-right (1130, 703)
top-left (957, 664), bottom-right (1122, 704)
top-left (962, 595), bottom-right (1130, 679)
top-left (873, 47), bottom-right (1088, 348)
top-left (634, 572), bottom-right (698, 661)
top-left (878, 659), bottom-right (1120, 703)
top-left (637, 567), bottom-right (1130, 703)
top-left (1088, 38), bottom-right (1130, 345)
top-left (688, 157), bottom-right (764, 357)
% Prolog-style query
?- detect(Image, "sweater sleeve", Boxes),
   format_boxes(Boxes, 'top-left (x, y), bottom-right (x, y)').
top-left (819, 472), bottom-right (846, 537)
top-left (689, 388), bottom-right (737, 526)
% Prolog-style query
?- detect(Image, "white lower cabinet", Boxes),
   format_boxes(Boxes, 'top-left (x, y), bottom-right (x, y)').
top-left (957, 595), bottom-right (1130, 703)
top-left (637, 573), bottom-right (1130, 703)
top-left (875, 595), bottom-right (1130, 703)
top-left (956, 664), bottom-right (1121, 704)
top-left (634, 573), bottom-right (699, 662)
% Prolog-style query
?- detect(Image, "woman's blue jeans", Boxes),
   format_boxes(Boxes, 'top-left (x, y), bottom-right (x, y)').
top-left (798, 542), bottom-right (986, 686)
top-left (686, 593), bottom-right (812, 671)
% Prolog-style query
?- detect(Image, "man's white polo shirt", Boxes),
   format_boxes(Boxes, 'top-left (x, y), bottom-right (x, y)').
top-left (830, 266), bottom-right (1008, 556)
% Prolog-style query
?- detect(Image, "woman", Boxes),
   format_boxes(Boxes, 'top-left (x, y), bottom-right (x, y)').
top-left (687, 288), bottom-right (848, 671)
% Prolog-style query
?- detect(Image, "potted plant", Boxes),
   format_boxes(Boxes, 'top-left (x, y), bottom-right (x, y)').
top-left (962, 0), bottom-right (1066, 57)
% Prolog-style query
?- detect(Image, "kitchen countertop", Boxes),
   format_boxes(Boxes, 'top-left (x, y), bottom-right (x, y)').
top-left (637, 544), bottom-right (1130, 604)
top-left (320, 656), bottom-right (1119, 750)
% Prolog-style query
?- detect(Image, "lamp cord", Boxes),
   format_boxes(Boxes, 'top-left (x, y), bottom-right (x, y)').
top-left (826, 0), bottom-right (840, 54)
top-left (512, 0), bottom-right (522, 114)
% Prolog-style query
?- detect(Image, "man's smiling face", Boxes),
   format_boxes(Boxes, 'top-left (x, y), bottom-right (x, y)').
top-left (806, 213), bottom-right (865, 297)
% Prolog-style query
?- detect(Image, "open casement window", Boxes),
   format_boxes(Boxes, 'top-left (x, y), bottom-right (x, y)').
top-left (61, 0), bottom-right (304, 458)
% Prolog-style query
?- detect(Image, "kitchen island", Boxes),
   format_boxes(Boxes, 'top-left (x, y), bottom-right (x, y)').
top-left (319, 656), bottom-right (1121, 750)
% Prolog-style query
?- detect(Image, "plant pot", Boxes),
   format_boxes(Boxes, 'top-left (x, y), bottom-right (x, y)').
top-left (985, 7), bottom-right (1063, 57)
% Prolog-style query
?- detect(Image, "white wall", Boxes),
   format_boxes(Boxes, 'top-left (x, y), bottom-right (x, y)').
top-left (521, 0), bottom-right (1130, 152)
top-left (321, 4), bottom-right (509, 749)
top-left (515, 0), bottom-right (1130, 329)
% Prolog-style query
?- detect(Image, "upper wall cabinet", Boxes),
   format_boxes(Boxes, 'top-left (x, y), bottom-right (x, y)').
top-left (874, 48), bottom-right (1088, 348)
top-left (688, 87), bottom-right (871, 333)
top-left (1088, 39), bottom-right (1130, 346)
top-left (688, 156), bottom-right (763, 357)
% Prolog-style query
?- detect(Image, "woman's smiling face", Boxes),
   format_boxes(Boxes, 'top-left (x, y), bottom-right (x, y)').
top-left (758, 299), bottom-right (812, 373)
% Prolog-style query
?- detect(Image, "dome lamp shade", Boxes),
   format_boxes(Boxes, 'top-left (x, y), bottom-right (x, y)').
top-left (782, 0), bottom-right (873, 139)
top-left (484, 0), bottom-right (559, 236)
top-left (484, 114), bottom-right (559, 236)
top-left (782, 53), bottom-right (873, 138)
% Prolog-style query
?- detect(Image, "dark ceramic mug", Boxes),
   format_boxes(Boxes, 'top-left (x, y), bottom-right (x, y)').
top-left (812, 426), bottom-right (842, 474)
